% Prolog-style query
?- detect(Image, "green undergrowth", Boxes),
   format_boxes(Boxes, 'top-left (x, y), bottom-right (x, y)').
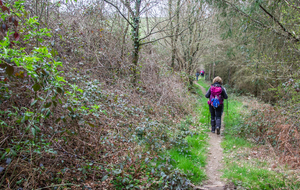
top-left (168, 129), bottom-right (207, 184)
top-left (164, 80), bottom-right (211, 185)
top-left (222, 97), bottom-right (252, 149)
top-left (195, 79), bottom-right (210, 127)
top-left (110, 80), bottom-right (214, 189)
top-left (221, 94), bottom-right (300, 189)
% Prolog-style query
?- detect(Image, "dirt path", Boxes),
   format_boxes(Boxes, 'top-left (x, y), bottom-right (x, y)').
top-left (194, 81), bottom-right (225, 190)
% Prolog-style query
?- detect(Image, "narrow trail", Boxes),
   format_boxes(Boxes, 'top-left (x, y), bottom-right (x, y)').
top-left (194, 81), bottom-right (226, 190)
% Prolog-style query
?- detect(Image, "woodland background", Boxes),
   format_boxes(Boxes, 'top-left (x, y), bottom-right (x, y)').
top-left (0, 0), bottom-right (299, 189)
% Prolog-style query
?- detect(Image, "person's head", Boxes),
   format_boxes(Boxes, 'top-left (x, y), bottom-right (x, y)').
top-left (213, 76), bottom-right (223, 84)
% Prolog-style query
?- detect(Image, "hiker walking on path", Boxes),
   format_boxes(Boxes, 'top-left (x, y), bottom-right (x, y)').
top-left (196, 71), bottom-right (200, 81)
top-left (205, 76), bottom-right (228, 135)
top-left (200, 70), bottom-right (205, 77)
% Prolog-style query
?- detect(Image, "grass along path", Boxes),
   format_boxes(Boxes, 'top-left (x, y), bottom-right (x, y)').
top-left (165, 81), bottom-right (210, 186)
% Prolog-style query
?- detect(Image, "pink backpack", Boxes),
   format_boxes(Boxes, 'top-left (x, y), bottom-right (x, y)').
top-left (207, 86), bottom-right (223, 108)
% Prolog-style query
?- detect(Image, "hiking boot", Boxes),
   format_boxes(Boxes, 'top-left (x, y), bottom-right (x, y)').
top-left (211, 119), bottom-right (215, 133)
top-left (216, 119), bottom-right (221, 135)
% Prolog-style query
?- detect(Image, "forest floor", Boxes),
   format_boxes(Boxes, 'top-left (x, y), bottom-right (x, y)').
top-left (193, 81), bottom-right (227, 190)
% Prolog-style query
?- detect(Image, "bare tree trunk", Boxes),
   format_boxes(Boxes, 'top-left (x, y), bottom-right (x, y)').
top-left (171, 0), bottom-right (181, 69)
top-left (46, 0), bottom-right (49, 25)
top-left (255, 62), bottom-right (258, 97)
top-left (132, 0), bottom-right (141, 85)
top-left (209, 66), bottom-right (211, 82)
top-left (121, 11), bottom-right (130, 60)
top-left (227, 67), bottom-right (231, 85)
top-left (213, 51), bottom-right (216, 79)
top-left (210, 62), bottom-right (213, 81)
top-left (169, 0), bottom-right (174, 67)
top-left (146, 11), bottom-right (149, 36)
top-left (146, 10), bottom-right (151, 54)
top-left (187, 14), bottom-right (193, 75)
top-left (36, 0), bottom-right (39, 47)
top-left (213, 63), bottom-right (215, 79)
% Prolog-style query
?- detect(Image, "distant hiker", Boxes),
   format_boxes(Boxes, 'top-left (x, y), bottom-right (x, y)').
top-left (196, 71), bottom-right (200, 81)
top-left (205, 76), bottom-right (228, 135)
top-left (200, 70), bottom-right (205, 77)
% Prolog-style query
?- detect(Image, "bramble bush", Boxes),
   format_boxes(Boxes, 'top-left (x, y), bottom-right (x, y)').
top-left (241, 80), bottom-right (300, 168)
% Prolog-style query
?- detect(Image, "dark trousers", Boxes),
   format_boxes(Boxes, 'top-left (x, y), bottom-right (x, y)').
top-left (209, 104), bottom-right (224, 120)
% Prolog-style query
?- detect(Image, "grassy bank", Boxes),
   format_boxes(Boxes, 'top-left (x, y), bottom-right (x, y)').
top-left (195, 79), bottom-right (210, 127)
top-left (166, 80), bottom-right (210, 185)
top-left (222, 95), bottom-right (300, 189)
top-left (168, 131), bottom-right (207, 184)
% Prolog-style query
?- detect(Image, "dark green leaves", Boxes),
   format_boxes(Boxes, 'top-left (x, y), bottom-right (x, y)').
top-left (52, 101), bottom-right (57, 107)
top-left (58, 99), bottom-right (62, 104)
top-left (55, 116), bottom-right (67, 123)
top-left (57, 87), bottom-right (63, 94)
top-left (44, 102), bottom-right (52, 108)
top-left (67, 107), bottom-right (73, 112)
top-left (86, 122), bottom-right (96, 128)
top-left (32, 83), bottom-right (41, 91)
top-left (5, 65), bottom-right (14, 76)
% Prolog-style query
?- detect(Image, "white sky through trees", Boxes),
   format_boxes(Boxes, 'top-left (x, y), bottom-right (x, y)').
top-left (50, 0), bottom-right (169, 18)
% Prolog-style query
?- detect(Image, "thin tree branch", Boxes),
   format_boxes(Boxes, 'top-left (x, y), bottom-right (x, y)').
top-left (223, 0), bottom-right (267, 27)
top-left (103, 0), bottom-right (134, 28)
top-left (120, 0), bottom-right (134, 17)
top-left (140, 26), bottom-right (189, 46)
top-left (139, 5), bottom-right (184, 41)
top-left (140, 16), bottom-right (209, 42)
top-left (259, 4), bottom-right (299, 42)
top-left (140, 2), bottom-right (160, 15)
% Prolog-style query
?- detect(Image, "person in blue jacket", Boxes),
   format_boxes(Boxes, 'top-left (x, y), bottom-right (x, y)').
top-left (195, 71), bottom-right (200, 81)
